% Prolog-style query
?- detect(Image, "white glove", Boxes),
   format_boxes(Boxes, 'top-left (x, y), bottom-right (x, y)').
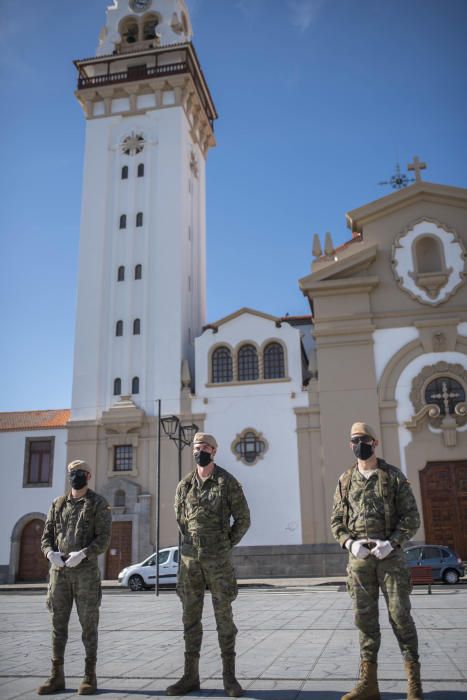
top-left (346, 539), bottom-right (370, 560)
top-left (47, 551), bottom-right (65, 568)
top-left (372, 539), bottom-right (393, 560)
top-left (65, 550), bottom-right (86, 568)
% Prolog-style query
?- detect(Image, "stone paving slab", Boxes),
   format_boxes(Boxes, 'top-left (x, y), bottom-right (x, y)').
top-left (0, 587), bottom-right (466, 699)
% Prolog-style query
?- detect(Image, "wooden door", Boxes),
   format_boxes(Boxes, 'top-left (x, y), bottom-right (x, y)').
top-left (17, 519), bottom-right (49, 582)
top-left (105, 521), bottom-right (132, 579)
top-left (420, 461), bottom-right (467, 560)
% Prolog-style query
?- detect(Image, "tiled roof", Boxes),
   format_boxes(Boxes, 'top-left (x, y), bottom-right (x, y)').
top-left (334, 232), bottom-right (363, 254)
top-left (0, 409), bottom-right (70, 433)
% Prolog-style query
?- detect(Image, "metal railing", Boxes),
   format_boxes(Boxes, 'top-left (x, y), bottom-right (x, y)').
top-left (77, 61), bottom-right (188, 89)
top-left (77, 58), bottom-right (214, 128)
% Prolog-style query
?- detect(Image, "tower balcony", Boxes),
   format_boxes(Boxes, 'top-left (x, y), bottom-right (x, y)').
top-left (74, 43), bottom-right (217, 131)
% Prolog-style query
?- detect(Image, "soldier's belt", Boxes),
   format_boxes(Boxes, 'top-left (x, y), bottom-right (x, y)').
top-left (184, 533), bottom-right (228, 547)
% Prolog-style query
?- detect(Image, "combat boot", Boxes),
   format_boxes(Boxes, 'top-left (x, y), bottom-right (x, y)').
top-left (77, 658), bottom-right (97, 695)
top-left (166, 653), bottom-right (200, 696)
top-left (37, 659), bottom-right (65, 695)
top-left (222, 654), bottom-right (243, 698)
top-left (405, 660), bottom-right (424, 700)
top-left (341, 661), bottom-right (381, 700)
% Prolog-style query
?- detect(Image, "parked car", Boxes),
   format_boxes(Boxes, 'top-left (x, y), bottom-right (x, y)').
top-left (403, 544), bottom-right (464, 584)
top-left (118, 546), bottom-right (179, 591)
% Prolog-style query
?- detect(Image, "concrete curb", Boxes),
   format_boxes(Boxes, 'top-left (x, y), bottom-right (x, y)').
top-left (1, 575), bottom-right (466, 593)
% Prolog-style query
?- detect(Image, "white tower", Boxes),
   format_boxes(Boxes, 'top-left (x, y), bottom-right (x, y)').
top-left (70, 0), bottom-right (216, 421)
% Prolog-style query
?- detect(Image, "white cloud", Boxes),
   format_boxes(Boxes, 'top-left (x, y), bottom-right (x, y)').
top-left (287, 0), bottom-right (321, 32)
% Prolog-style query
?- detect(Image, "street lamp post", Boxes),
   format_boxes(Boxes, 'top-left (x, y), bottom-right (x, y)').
top-left (155, 413), bottom-right (198, 596)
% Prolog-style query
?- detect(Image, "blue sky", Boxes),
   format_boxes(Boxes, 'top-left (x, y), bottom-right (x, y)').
top-left (1, 0), bottom-right (466, 411)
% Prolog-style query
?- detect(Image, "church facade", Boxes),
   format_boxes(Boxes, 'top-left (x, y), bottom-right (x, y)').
top-left (0, 0), bottom-right (466, 582)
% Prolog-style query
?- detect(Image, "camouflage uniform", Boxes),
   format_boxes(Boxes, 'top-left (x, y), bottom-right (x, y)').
top-left (41, 489), bottom-right (112, 661)
top-left (331, 458), bottom-right (421, 663)
top-left (175, 464), bottom-right (251, 656)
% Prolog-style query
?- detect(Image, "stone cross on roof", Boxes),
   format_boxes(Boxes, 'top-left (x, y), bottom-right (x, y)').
top-left (407, 155), bottom-right (427, 182)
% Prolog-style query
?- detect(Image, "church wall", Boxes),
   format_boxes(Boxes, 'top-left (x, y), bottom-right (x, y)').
top-left (72, 103), bottom-right (206, 423)
top-left (192, 313), bottom-right (308, 546)
top-left (0, 428), bottom-right (67, 578)
top-left (373, 327), bottom-right (419, 382)
top-left (299, 186), bottom-right (467, 558)
top-left (72, 116), bottom-right (115, 422)
top-left (313, 330), bottom-right (381, 543)
top-left (67, 415), bottom-right (195, 568)
top-left (394, 346), bottom-right (467, 541)
top-left (361, 199), bottom-right (467, 545)
top-left (357, 199), bottom-right (467, 322)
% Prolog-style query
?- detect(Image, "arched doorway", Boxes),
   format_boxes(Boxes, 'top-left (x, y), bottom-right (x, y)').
top-left (420, 461), bottom-right (467, 560)
top-left (17, 519), bottom-right (48, 582)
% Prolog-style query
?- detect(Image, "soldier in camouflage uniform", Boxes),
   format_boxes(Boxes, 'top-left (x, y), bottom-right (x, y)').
top-left (166, 432), bottom-right (250, 698)
top-left (38, 460), bottom-right (112, 696)
top-left (331, 422), bottom-right (423, 700)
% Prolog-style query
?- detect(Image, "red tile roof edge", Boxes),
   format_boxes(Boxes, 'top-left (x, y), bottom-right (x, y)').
top-left (0, 409), bottom-right (71, 432)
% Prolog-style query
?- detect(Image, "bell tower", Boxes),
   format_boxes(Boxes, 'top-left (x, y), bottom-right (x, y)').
top-left (70, 0), bottom-right (217, 421)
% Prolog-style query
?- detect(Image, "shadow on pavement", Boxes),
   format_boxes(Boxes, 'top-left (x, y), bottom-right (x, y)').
top-left (423, 694), bottom-right (467, 699)
top-left (96, 690), bottom-right (175, 697)
top-left (56, 688), bottom-right (467, 699)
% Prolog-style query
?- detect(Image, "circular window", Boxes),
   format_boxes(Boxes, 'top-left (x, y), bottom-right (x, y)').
top-left (233, 430), bottom-right (266, 465)
top-left (424, 377), bottom-right (465, 415)
top-left (122, 133), bottom-right (145, 156)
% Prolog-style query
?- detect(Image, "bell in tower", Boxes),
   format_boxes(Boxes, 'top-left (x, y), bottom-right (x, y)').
top-left (97, 0), bottom-right (193, 56)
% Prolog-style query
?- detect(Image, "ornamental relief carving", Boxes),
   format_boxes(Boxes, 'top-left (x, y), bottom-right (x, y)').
top-left (392, 218), bottom-right (465, 306)
top-left (406, 362), bottom-right (467, 446)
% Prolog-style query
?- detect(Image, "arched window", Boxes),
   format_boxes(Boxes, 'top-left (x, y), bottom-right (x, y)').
top-left (238, 344), bottom-right (259, 381)
top-left (132, 376), bottom-right (140, 394)
top-left (212, 346), bottom-right (233, 383)
top-left (143, 16), bottom-right (158, 40)
top-left (135, 264), bottom-right (142, 280)
top-left (119, 214), bottom-right (127, 229)
top-left (121, 166), bottom-right (128, 180)
top-left (133, 319), bottom-right (141, 335)
top-left (425, 377), bottom-right (465, 416)
top-left (137, 163), bottom-right (144, 177)
top-left (117, 266), bottom-right (125, 281)
top-left (114, 489), bottom-right (126, 507)
top-left (120, 18), bottom-right (138, 44)
top-left (263, 342), bottom-right (285, 379)
top-left (415, 236), bottom-right (444, 273)
top-left (116, 320), bottom-right (123, 336)
top-left (113, 378), bottom-right (122, 396)
top-left (136, 212), bottom-right (143, 227)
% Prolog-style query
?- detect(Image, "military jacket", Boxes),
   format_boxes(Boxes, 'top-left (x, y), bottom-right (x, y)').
top-left (331, 459), bottom-right (420, 548)
top-left (41, 488), bottom-right (112, 566)
top-left (175, 465), bottom-right (251, 552)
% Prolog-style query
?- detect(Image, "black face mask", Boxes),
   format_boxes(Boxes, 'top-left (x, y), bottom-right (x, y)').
top-left (352, 442), bottom-right (374, 461)
top-left (194, 450), bottom-right (212, 467)
top-left (69, 470), bottom-right (88, 490)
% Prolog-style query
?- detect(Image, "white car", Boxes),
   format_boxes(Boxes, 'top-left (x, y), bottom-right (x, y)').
top-left (118, 546), bottom-right (179, 591)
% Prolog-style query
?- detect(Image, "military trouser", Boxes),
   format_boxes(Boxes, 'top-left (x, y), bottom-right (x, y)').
top-left (177, 551), bottom-right (238, 656)
top-left (46, 564), bottom-right (102, 660)
top-left (347, 550), bottom-right (419, 663)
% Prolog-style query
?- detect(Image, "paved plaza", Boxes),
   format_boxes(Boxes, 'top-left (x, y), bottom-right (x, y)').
top-left (0, 584), bottom-right (466, 699)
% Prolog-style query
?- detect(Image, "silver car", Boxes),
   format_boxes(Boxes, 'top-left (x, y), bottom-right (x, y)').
top-left (118, 546), bottom-right (179, 591)
top-left (404, 544), bottom-right (464, 584)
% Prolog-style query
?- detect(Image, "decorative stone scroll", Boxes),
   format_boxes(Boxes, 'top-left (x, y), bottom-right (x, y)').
top-left (406, 362), bottom-right (467, 446)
